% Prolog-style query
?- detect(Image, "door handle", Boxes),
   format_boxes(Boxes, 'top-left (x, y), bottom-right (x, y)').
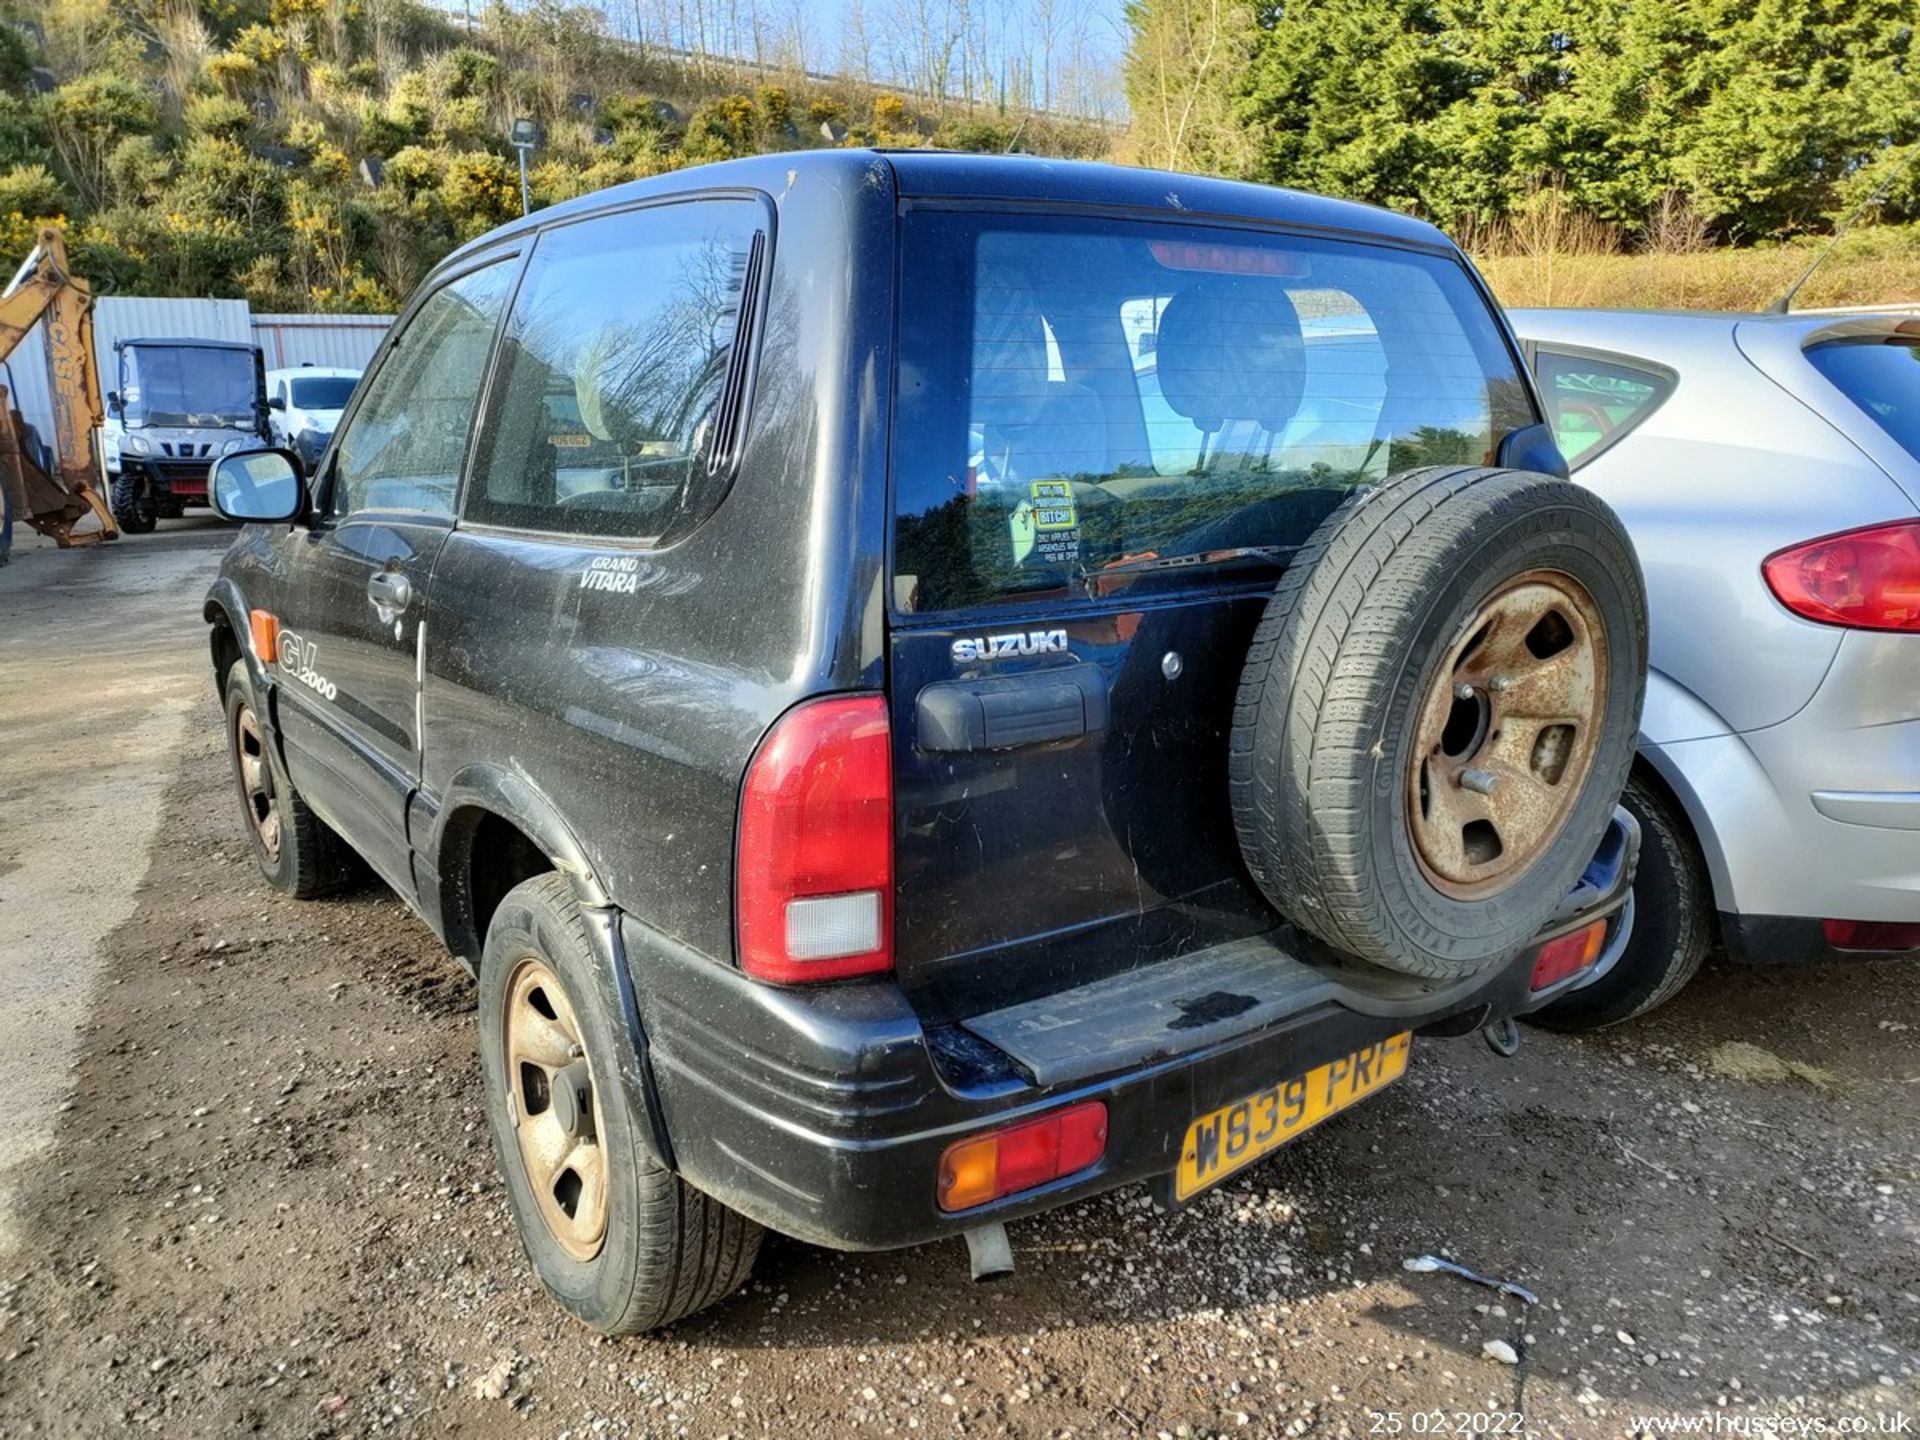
top-left (367, 570), bottom-right (413, 611)
top-left (916, 664), bottom-right (1108, 753)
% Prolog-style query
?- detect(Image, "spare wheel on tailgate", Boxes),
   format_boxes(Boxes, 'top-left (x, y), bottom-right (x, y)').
top-left (1230, 464), bottom-right (1647, 979)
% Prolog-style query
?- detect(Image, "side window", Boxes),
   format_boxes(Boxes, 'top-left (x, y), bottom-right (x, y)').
top-left (1535, 348), bottom-right (1674, 465)
top-left (329, 258), bottom-right (516, 519)
top-left (464, 199), bottom-right (764, 540)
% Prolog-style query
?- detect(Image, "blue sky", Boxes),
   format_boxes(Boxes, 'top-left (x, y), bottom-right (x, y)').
top-left (575, 0), bottom-right (1130, 120)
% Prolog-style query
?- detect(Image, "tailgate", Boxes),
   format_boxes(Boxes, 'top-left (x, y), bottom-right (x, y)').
top-left (889, 593), bottom-right (1278, 1022)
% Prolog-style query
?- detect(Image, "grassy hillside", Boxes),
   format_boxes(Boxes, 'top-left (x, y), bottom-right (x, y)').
top-left (0, 0), bottom-right (1107, 312)
top-left (1473, 222), bottom-right (1920, 312)
top-left (2, 1), bottom-right (1912, 317)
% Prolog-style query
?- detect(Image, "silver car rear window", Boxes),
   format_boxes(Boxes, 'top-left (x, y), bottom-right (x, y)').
top-left (1807, 337), bottom-right (1920, 465)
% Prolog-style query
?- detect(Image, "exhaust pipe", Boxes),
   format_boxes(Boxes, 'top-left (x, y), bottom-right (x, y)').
top-left (963, 1222), bottom-right (1015, 1281)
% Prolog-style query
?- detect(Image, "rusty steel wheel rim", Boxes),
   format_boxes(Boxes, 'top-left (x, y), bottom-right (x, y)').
top-left (1407, 569), bottom-right (1608, 900)
top-left (502, 959), bottom-right (608, 1262)
top-left (233, 704), bottom-right (281, 861)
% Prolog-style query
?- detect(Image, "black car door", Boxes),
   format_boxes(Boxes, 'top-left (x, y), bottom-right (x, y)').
top-left (270, 254), bottom-right (519, 894)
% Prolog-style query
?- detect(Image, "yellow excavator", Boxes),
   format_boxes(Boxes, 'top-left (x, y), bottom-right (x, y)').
top-left (0, 224), bottom-right (118, 548)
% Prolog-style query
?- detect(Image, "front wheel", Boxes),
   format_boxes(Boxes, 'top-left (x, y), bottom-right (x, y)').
top-left (111, 473), bottom-right (156, 534)
top-left (222, 661), bottom-right (357, 897)
top-left (478, 874), bottom-right (761, 1333)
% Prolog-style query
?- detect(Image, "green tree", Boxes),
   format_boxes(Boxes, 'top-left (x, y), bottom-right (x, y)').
top-left (1122, 0), bottom-right (1260, 177)
top-left (43, 71), bottom-right (159, 209)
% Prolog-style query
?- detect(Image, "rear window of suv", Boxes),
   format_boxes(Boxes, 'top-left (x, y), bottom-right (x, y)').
top-left (1807, 336), bottom-right (1920, 464)
top-left (890, 212), bottom-right (1533, 614)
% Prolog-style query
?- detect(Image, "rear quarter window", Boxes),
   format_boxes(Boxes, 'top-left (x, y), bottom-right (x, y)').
top-left (1806, 337), bottom-right (1920, 464)
top-left (890, 213), bottom-right (1533, 614)
top-left (1533, 349), bottom-right (1676, 465)
top-left (465, 197), bottom-right (766, 541)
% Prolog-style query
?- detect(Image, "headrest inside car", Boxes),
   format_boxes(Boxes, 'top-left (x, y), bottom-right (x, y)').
top-left (1153, 282), bottom-right (1306, 436)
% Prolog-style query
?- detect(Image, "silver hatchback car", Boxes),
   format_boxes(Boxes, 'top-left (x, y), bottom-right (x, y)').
top-left (1508, 307), bottom-right (1920, 1027)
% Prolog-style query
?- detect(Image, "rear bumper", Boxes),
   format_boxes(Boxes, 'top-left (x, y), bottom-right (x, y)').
top-left (1650, 629), bottom-right (1920, 928)
top-left (625, 810), bottom-right (1638, 1252)
top-left (1720, 911), bottom-right (1920, 967)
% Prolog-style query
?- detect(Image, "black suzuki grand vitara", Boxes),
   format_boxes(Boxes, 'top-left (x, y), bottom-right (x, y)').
top-left (204, 149), bottom-right (1644, 1333)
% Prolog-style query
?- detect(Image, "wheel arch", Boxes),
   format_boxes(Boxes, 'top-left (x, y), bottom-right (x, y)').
top-left (203, 583), bottom-right (255, 687)
top-left (429, 765), bottom-right (611, 968)
top-left (1631, 741), bottom-right (1732, 928)
top-left (436, 773), bottom-right (678, 1173)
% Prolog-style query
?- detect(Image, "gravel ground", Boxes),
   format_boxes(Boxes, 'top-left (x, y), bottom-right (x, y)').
top-left (0, 535), bottom-right (1916, 1438)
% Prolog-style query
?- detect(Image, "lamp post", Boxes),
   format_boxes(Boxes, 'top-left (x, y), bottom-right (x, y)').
top-left (509, 118), bottom-right (539, 216)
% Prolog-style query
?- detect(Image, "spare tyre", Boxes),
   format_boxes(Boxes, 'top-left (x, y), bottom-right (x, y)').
top-left (1229, 465), bottom-right (1646, 980)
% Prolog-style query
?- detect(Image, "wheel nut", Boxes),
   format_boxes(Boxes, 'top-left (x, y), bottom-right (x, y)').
top-left (1489, 674), bottom-right (1512, 693)
top-left (1461, 767), bottom-right (1498, 795)
top-left (1454, 682), bottom-right (1476, 701)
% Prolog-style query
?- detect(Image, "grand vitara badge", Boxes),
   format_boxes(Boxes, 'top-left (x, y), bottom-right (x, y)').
top-left (949, 629), bottom-right (1069, 665)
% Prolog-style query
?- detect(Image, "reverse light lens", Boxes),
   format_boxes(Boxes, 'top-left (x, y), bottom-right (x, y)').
top-left (1531, 919), bottom-right (1607, 991)
top-left (937, 1101), bottom-right (1109, 1212)
top-left (736, 694), bottom-right (893, 984)
top-left (784, 891), bottom-right (881, 960)
top-left (1763, 520), bottom-right (1920, 632)
top-left (1823, 919), bottom-right (1920, 952)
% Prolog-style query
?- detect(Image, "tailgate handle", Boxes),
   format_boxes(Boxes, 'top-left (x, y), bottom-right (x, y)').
top-left (915, 665), bottom-right (1108, 753)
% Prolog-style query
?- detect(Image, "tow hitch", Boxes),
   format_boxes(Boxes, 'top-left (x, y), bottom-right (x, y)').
top-left (1482, 1017), bottom-right (1522, 1057)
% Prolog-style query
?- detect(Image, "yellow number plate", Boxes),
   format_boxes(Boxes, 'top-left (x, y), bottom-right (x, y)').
top-left (1175, 1034), bottom-right (1412, 1201)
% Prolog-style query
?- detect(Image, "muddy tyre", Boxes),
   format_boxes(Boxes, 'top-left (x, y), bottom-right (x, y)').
top-left (479, 874), bottom-right (761, 1334)
top-left (111, 473), bottom-right (156, 534)
top-left (1230, 466), bottom-right (1647, 980)
top-left (1530, 773), bottom-right (1711, 1030)
top-left (222, 661), bottom-right (358, 898)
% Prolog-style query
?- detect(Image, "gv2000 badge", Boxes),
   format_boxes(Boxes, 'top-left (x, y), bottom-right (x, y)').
top-left (277, 629), bottom-right (339, 702)
top-left (949, 629), bottom-right (1069, 665)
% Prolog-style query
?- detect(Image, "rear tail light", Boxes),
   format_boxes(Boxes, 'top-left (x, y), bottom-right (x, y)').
top-left (736, 694), bottom-right (893, 984)
top-left (1823, 919), bottom-right (1920, 952)
top-left (938, 1101), bottom-right (1109, 1212)
top-left (1531, 919), bottom-right (1607, 991)
top-left (1763, 520), bottom-right (1920, 632)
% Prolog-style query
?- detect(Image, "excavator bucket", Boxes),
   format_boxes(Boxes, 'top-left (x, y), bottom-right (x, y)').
top-left (0, 226), bottom-right (117, 548)
top-left (0, 386), bottom-right (105, 544)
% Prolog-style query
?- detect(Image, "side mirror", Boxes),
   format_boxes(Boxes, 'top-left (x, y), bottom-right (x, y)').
top-left (210, 448), bottom-right (307, 524)
top-left (1496, 421), bottom-right (1570, 480)
top-left (269, 395), bottom-right (286, 411)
